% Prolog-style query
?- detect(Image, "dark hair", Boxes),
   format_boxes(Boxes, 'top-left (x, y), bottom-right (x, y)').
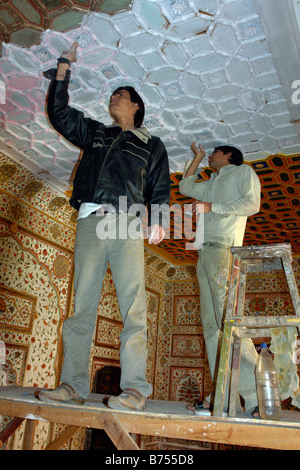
top-left (214, 145), bottom-right (244, 166)
top-left (112, 86), bottom-right (145, 128)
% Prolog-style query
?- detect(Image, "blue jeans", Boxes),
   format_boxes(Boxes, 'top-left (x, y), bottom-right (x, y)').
top-left (60, 213), bottom-right (152, 399)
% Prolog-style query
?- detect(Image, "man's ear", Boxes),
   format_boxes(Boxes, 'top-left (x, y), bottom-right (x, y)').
top-left (226, 151), bottom-right (232, 162)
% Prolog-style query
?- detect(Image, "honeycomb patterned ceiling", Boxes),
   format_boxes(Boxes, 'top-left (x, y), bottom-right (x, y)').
top-left (0, 0), bottom-right (300, 264)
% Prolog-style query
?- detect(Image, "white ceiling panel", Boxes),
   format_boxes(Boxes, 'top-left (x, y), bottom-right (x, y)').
top-left (0, 0), bottom-right (299, 192)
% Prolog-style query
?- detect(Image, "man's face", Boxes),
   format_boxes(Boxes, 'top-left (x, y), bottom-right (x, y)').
top-left (109, 89), bottom-right (139, 118)
top-left (208, 149), bottom-right (232, 171)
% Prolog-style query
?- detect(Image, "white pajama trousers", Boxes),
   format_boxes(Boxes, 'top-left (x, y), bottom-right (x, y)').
top-left (196, 243), bottom-right (258, 413)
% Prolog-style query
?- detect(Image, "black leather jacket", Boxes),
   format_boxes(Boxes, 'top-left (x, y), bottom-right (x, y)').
top-left (46, 73), bottom-right (170, 227)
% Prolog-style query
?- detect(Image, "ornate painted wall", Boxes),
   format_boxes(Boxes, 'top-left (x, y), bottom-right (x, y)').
top-left (0, 152), bottom-right (80, 449)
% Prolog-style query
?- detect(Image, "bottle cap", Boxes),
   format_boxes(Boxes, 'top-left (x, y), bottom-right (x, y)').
top-left (260, 343), bottom-right (268, 348)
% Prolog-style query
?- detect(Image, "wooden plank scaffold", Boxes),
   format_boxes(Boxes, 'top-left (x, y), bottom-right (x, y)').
top-left (1, 243), bottom-right (299, 450)
top-left (1, 386), bottom-right (300, 450)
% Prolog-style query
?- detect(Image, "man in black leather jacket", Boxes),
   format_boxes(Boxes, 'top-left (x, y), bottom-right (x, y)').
top-left (39, 44), bottom-right (170, 411)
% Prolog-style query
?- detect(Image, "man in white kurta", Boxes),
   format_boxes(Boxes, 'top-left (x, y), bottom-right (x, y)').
top-left (179, 142), bottom-right (261, 416)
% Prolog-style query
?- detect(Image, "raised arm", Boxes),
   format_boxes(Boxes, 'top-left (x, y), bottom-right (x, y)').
top-left (55, 43), bottom-right (78, 81)
top-left (184, 142), bottom-right (206, 177)
top-left (179, 142), bottom-right (210, 208)
top-left (46, 44), bottom-right (96, 149)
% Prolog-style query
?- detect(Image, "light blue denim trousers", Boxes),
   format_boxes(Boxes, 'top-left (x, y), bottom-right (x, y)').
top-left (196, 243), bottom-right (258, 414)
top-left (60, 213), bottom-right (153, 399)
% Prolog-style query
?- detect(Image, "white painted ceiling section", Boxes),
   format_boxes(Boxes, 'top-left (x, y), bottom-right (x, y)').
top-left (0, 0), bottom-right (299, 194)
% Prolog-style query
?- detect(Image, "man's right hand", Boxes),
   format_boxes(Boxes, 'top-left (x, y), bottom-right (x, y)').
top-left (183, 142), bottom-right (206, 178)
top-left (56, 43), bottom-right (78, 80)
top-left (61, 43), bottom-right (78, 63)
top-left (191, 141), bottom-right (205, 160)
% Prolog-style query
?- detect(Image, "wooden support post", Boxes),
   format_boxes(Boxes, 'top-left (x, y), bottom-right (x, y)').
top-left (225, 253), bottom-right (240, 318)
top-left (229, 335), bottom-right (242, 417)
top-left (97, 413), bottom-right (140, 450)
top-left (0, 417), bottom-right (24, 448)
top-left (45, 425), bottom-right (82, 450)
top-left (22, 419), bottom-right (38, 450)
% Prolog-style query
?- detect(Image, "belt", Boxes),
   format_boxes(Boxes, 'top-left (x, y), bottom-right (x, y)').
top-left (91, 205), bottom-right (123, 216)
top-left (91, 209), bottom-right (116, 216)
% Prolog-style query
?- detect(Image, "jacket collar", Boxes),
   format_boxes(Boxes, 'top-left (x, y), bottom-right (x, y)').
top-left (131, 127), bottom-right (151, 143)
top-left (109, 124), bottom-right (151, 143)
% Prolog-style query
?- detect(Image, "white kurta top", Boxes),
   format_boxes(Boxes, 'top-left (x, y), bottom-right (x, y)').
top-left (179, 164), bottom-right (261, 247)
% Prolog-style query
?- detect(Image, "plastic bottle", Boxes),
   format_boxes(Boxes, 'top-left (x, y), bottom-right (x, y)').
top-left (255, 343), bottom-right (282, 420)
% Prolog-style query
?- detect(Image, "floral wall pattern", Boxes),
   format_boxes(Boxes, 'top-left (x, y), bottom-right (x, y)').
top-left (0, 152), bottom-right (80, 449)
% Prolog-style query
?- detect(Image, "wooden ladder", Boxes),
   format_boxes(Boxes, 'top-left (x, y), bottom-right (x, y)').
top-left (213, 243), bottom-right (300, 417)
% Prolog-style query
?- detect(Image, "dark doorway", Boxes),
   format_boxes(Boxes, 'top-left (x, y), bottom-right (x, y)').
top-left (88, 366), bottom-right (122, 450)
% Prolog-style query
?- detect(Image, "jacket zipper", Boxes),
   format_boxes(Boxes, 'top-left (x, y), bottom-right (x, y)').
top-left (95, 132), bottom-right (126, 204)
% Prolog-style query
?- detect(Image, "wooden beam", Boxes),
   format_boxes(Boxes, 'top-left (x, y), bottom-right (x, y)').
top-left (98, 413), bottom-right (140, 450)
top-left (0, 417), bottom-right (24, 448)
top-left (45, 425), bottom-right (82, 450)
top-left (22, 419), bottom-right (38, 450)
